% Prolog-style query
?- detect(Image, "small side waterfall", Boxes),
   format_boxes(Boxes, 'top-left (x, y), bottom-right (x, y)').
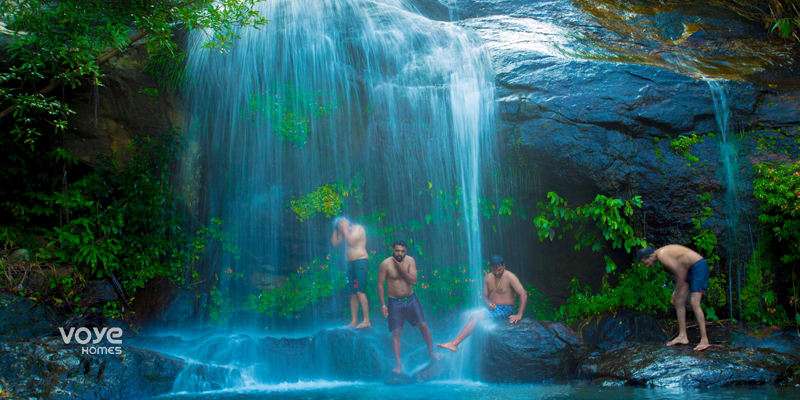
top-left (707, 80), bottom-right (742, 319)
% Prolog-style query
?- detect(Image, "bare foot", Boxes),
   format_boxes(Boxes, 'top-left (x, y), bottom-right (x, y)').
top-left (430, 352), bottom-right (442, 361)
top-left (693, 341), bottom-right (710, 351)
top-left (666, 336), bottom-right (689, 346)
top-left (392, 365), bottom-right (403, 374)
top-left (436, 342), bottom-right (458, 352)
top-left (356, 320), bottom-right (371, 329)
top-left (346, 321), bottom-right (358, 328)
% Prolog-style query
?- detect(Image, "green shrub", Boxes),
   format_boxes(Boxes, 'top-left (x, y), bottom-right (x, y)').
top-left (558, 262), bottom-right (672, 323)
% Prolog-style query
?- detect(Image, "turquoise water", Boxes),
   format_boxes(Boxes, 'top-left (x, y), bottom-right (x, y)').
top-left (158, 381), bottom-right (797, 399)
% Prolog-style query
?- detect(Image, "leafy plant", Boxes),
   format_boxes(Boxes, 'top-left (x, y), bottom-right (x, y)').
top-left (533, 192), bottom-right (646, 273)
top-left (0, 0), bottom-right (267, 149)
top-left (290, 177), bottom-right (363, 221)
top-left (754, 160), bottom-right (800, 264)
top-left (557, 262), bottom-right (672, 323)
top-left (670, 133), bottom-right (705, 165)
top-left (246, 255), bottom-right (346, 318)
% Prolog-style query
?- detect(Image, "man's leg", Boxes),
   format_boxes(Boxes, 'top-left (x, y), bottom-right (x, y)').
top-left (355, 291), bottom-right (371, 328)
top-left (417, 322), bottom-right (442, 360)
top-left (436, 311), bottom-right (486, 352)
top-left (667, 284), bottom-right (690, 346)
top-left (347, 294), bottom-right (358, 327)
top-left (689, 292), bottom-right (710, 351)
top-left (391, 327), bottom-right (403, 373)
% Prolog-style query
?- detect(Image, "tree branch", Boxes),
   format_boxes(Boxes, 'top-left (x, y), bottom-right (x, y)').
top-left (0, 30), bottom-right (147, 120)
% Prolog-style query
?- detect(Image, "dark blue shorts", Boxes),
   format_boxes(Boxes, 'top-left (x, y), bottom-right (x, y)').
top-left (347, 258), bottom-right (369, 294)
top-left (387, 293), bottom-right (425, 332)
top-left (488, 304), bottom-right (515, 319)
top-left (687, 259), bottom-right (709, 293)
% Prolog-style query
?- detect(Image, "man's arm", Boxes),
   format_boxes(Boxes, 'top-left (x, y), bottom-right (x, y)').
top-left (377, 260), bottom-right (389, 317)
top-left (395, 257), bottom-right (417, 286)
top-left (508, 272), bottom-right (527, 324)
top-left (483, 274), bottom-right (495, 309)
top-left (342, 225), bottom-right (363, 247)
top-left (331, 229), bottom-right (342, 246)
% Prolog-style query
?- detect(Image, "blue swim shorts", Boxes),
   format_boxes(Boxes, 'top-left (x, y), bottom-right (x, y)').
top-left (488, 304), bottom-right (515, 319)
top-left (686, 259), bottom-right (709, 293)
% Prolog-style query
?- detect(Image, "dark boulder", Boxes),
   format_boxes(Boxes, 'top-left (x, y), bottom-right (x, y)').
top-left (581, 343), bottom-right (800, 388)
top-left (731, 327), bottom-right (800, 357)
top-left (481, 319), bottom-right (585, 382)
top-left (311, 327), bottom-right (387, 380)
top-left (0, 337), bottom-right (184, 399)
top-left (579, 310), bottom-right (667, 350)
top-left (0, 293), bottom-right (61, 341)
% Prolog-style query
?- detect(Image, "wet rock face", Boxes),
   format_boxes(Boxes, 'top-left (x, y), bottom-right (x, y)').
top-left (581, 343), bottom-right (800, 388)
top-left (455, 0), bottom-right (800, 249)
top-left (0, 337), bottom-right (184, 399)
top-left (311, 328), bottom-right (386, 380)
top-left (481, 319), bottom-right (585, 381)
top-left (579, 310), bottom-right (667, 351)
top-left (0, 293), bottom-right (61, 341)
top-left (730, 328), bottom-right (800, 356)
top-left (63, 38), bottom-right (182, 166)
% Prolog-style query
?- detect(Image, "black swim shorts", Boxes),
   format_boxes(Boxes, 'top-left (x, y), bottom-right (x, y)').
top-left (347, 258), bottom-right (369, 294)
top-left (387, 293), bottom-right (425, 332)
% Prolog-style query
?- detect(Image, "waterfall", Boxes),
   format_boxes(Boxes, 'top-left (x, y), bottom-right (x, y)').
top-left (178, 0), bottom-right (496, 330)
top-left (707, 80), bottom-right (741, 320)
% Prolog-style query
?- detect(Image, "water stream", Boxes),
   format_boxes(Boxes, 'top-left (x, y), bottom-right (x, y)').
top-left (173, 0), bottom-right (498, 388)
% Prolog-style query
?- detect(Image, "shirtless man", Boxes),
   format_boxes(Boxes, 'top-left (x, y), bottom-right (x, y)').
top-left (378, 240), bottom-right (440, 373)
top-left (331, 216), bottom-right (370, 329)
top-left (637, 244), bottom-right (710, 351)
top-left (436, 255), bottom-right (527, 352)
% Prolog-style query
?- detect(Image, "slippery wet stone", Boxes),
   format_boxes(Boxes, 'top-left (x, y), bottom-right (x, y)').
top-left (578, 310), bottom-right (667, 350)
top-left (0, 337), bottom-right (184, 399)
top-left (581, 343), bottom-right (800, 388)
top-left (481, 319), bottom-right (585, 382)
top-left (0, 292), bottom-right (61, 341)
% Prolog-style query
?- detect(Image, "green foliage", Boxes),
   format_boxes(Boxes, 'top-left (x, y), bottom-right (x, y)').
top-left (690, 192), bottom-right (722, 267)
top-left (525, 285), bottom-right (556, 320)
top-left (2, 132), bottom-right (237, 316)
top-left (740, 239), bottom-right (788, 325)
top-left (754, 160), bottom-right (800, 264)
top-left (245, 85), bottom-right (341, 147)
top-left (670, 133), bottom-right (705, 165)
top-left (415, 264), bottom-right (474, 314)
top-left (0, 0), bottom-right (266, 148)
top-left (246, 256), bottom-right (346, 318)
top-left (557, 263), bottom-right (672, 323)
top-left (290, 177), bottom-right (363, 221)
top-left (533, 192), bottom-right (646, 273)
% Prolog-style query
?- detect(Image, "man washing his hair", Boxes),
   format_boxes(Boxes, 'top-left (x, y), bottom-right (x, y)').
top-left (331, 216), bottom-right (370, 329)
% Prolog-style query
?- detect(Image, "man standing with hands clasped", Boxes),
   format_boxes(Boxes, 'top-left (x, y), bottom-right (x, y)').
top-left (378, 240), bottom-right (440, 373)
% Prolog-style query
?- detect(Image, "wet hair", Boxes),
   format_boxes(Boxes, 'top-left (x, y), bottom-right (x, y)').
top-left (332, 216), bottom-right (348, 231)
top-left (636, 247), bottom-right (655, 261)
top-left (490, 255), bottom-right (504, 266)
top-left (392, 240), bottom-right (407, 249)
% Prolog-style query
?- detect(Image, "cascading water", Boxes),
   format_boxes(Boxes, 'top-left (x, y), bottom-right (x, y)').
top-left (171, 0), bottom-right (498, 390)
top-left (707, 80), bottom-right (742, 319)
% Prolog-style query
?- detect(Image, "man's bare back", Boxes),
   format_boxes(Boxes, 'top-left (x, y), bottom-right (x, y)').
top-left (655, 244), bottom-right (703, 276)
